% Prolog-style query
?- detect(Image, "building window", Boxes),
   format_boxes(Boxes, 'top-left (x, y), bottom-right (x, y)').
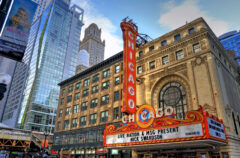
top-left (137, 66), bottom-right (142, 74)
top-left (115, 76), bottom-right (120, 85)
top-left (174, 34), bottom-right (181, 40)
top-left (90, 113), bottom-right (97, 124)
top-left (60, 98), bottom-right (64, 105)
top-left (91, 98), bottom-right (98, 108)
top-left (114, 91), bottom-right (119, 102)
top-left (80, 116), bottom-right (86, 126)
top-left (71, 118), bottom-right (77, 128)
top-left (33, 115), bottom-right (42, 124)
top-left (162, 55), bottom-right (169, 65)
top-left (100, 111), bottom-right (108, 122)
top-left (159, 82), bottom-right (187, 119)
top-left (92, 74), bottom-right (99, 83)
top-left (75, 82), bottom-right (81, 90)
top-left (121, 89), bottom-right (123, 99)
top-left (161, 40), bottom-right (167, 46)
top-left (84, 78), bottom-right (90, 87)
top-left (81, 101), bottom-right (88, 111)
top-left (232, 112), bottom-right (238, 135)
top-left (82, 89), bottom-right (89, 97)
top-left (91, 85), bottom-right (99, 94)
top-left (59, 109), bottom-right (62, 117)
top-left (62, 89), bottom-right (65, 96)
top-left (102, 80), bottom-right (110, 90)
top-left (101, 95), bottom-right (109, 105)
top-left (176, 50), bottom-right (184, 60)
top-left (149, 45), bottom-right (154, 52)
top-left (57, 122), bottom-right (61, 130)
top-left (67, 95), bottom-right (72, 103)
top-left (113, 107), bottom-right (119, 120)
top-left (221, 152), bottom-right (229, 158)
top-left (139, 51), bottom-right (143, 57)
top-left (193, 43), bottom-right (200, 53)
top-left (64, 120), bottom-right (69, 129)
top-left (115, 65), bottom-right (120, 73)
top-left (103, 69), bottom-right (110, 78)
top-left (121, 110), bottom-right (126, 118)
top-left (65, 107), bottom-right (71, 115)
top-left (68, 86), bottom-right (73, 93)
top-left (74, 92), bottom-right (80, 100)
top-left (149, 61), bottom-right (155, 70)
top-left (189, 28), bottom-right (194, 34)
top-left (73, 104), bottom-right (79, 114)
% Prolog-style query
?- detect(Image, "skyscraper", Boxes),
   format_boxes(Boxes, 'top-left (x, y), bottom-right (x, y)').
top-left (219, 30), bottom-right (240, 64)
top-left (79, 23), bottom-right (105, 66)
top-left (0, 0), bottom-right (49, 123)
top-left (2, 0), bottom-right (84, 133)
top-left (32, 0), bottom-right (52, 21)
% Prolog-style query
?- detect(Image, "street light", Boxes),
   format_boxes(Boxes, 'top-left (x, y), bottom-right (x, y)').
top-left (0, 73), bottom-right (11, 100)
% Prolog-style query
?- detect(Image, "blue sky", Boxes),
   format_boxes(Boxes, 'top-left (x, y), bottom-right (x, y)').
top-left (72, 0), bottom-right (240, 59)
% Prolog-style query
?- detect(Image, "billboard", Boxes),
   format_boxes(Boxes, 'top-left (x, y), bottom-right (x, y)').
top-left (0, 0), bottom-right (14, 36)
top-left (121, 21), bottom-right (138, 114)
top-left (0, 0), bottom-right (37, 61)
top-left (0, 129), bottom-right (31, 141)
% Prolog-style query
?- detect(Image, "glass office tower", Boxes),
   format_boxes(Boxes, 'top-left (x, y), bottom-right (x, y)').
top-left (219, 30), bottom-right (240, 64)
top-left (1, 0), bottom-right (53, 127)
top-left (13, 0), bottom-right (83, 133)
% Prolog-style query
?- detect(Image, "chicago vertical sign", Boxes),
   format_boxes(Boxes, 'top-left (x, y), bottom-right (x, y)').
top-left (120, 20), bottom-right (138, 114)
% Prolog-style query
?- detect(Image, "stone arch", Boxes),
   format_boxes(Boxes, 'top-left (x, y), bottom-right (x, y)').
top-left (151, 74), bottom-right (192, 111)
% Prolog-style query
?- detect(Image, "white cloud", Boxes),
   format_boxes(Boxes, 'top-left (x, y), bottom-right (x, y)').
top-left (158, 0), bottom-right (229, 36)
top-left (71, 0), bottom-right (122, 59)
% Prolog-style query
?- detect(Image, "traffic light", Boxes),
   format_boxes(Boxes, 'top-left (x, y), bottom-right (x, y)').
top-left (0, 83), bottom-right (7, 100)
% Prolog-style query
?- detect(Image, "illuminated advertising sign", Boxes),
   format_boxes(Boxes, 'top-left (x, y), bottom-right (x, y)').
top-left (0, 0), bottom-right (14, 36)
top-left (104, 105), bottom-right (227, 147)
top-left (120, 21), bottom-right (138, 114)
top-left (207, 117), bottom-right (226, 140)
top-left (122, 104), bottom-right (174, 128)
top-left (0, 129), bottom-right (31, 141)
top-left (0, 0), bottom-right (37, 61)
top-left (106, 123), bottom-right (203, 145)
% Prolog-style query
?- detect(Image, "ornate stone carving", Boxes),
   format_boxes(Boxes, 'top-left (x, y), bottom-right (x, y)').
top-left (191, 56), bottom-right (207, 67)
top-left (203, 103), bottom-right (211, 113)
top-left (225, 104), bottom-right (231, 117)
top-left (136, 77), bottom-right (145, 85)
top-left (179, 70), bottom-right (188, 79)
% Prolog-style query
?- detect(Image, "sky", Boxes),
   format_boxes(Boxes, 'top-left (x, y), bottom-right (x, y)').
top-left (71, 0), bottom-right (240, 59)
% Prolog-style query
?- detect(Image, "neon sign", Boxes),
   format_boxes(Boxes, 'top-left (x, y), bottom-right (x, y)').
top-left (122, 105), bottom-right (174, 128)
top-left (120, 21), bottom-right (138, 114)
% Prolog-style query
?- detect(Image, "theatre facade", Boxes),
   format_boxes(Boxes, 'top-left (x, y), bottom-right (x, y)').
top-left (53, 18), bottom-right (240, 158)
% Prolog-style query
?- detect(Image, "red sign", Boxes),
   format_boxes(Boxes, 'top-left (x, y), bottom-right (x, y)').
top-left (121, 21), bottom-right (138, 114)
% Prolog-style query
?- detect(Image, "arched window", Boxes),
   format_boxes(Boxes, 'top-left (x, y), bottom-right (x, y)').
top-left (159, 82), bottom-right (187, 119)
